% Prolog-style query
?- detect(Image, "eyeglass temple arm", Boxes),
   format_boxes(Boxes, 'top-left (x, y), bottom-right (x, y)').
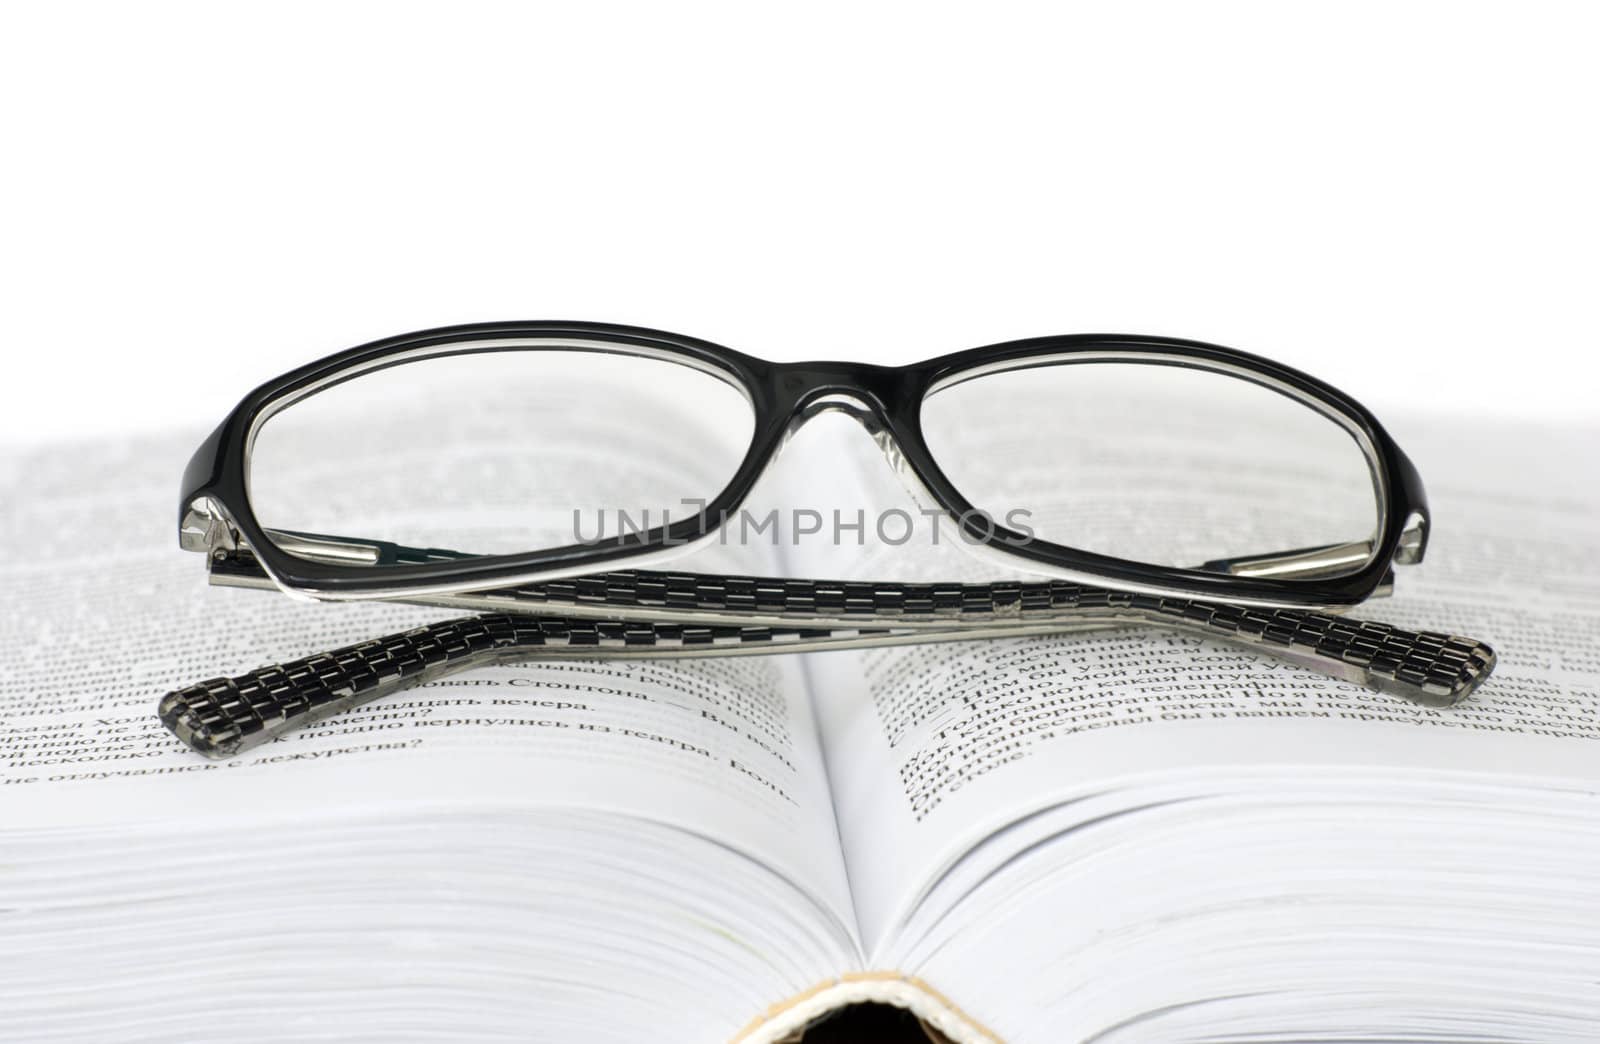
top-left (248, 527), bottom-right (1415, 586)
top-left (1203, 539), bottom-right (1381, 581)
top-left (1203, 518), bottom-right (1427, 582)
top-left (160, 554), bottom-right (1495, 759)
top-left (1203, 511), bottom-right (1428, 580)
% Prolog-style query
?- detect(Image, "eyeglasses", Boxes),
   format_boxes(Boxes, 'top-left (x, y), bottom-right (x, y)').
top-left (159, 321), bottom-right (1496, 757)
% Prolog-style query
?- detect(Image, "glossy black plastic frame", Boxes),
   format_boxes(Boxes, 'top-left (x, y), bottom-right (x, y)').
top-left (179, 321), bottom-right (1430, 609)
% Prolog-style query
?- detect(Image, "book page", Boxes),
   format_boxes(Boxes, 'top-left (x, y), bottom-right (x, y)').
top-left (794, 411), bottom-right (1600, 956)
top-left (0, 429), bottom-right (860, 952)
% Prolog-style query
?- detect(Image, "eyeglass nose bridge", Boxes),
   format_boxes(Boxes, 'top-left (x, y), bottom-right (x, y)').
top-left (765, 370), bottom-right (954, 537)
top-left (771, 360), bottom-right (921, 465)
top-left (769, 359), bottom-right (911, 436)
top-left (789, 390), bottom-right (887, 434)
top-left (782, 388), bottom-right (922, 492)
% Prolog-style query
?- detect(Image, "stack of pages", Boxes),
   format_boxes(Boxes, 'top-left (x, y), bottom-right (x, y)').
top-left (2, 414), bottom-right (1597, 1042)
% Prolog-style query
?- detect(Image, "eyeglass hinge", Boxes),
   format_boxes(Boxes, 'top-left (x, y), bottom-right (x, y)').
top-left (179, 497), bottom-right (240, 555)
top-left (1393, 510), bottom-right (1428, 566)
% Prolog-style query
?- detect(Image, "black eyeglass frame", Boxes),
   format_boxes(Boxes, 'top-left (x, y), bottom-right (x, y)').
top-left (178, 321), bottom-right (1429, 609)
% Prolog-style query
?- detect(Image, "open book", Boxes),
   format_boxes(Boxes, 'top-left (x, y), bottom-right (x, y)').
top-left (2, 411), bottom-right (1598, 1042)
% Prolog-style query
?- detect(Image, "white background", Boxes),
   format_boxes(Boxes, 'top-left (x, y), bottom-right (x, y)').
top-left (1, 2), bottom-right (1595, 449)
